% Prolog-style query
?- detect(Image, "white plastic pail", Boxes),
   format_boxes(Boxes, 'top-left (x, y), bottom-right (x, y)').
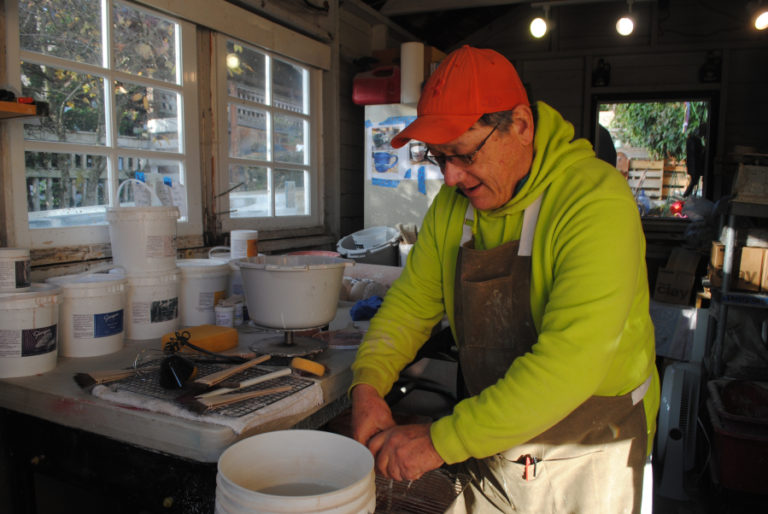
top-left (106, 205), bottom-right (179, 273)
top-left (215, 430), bottom-right (375, 514)
top-left (177, 259), bottom-right (229, 327)
top-left (0, 283), bottom-right (61, 378)
top-left (230, 230), bottom-right (259, 259)
top-left (47, 268), bottom-right (127, 357)
top-left (0, 247), bottom-right (31, 293)
top-left (122, 268), bottom-right (180, 340)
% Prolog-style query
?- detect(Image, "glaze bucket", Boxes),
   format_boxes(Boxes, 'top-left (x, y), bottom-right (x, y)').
top-left (122, 268), bottom-right (180, 340)
top-left (0, 247), bottom-right (31, 293)
top-left (177, 259), bottom-right (229, 327)
top-left (0, 283), bottom-right (61, 378)
top-left (215, 430), bottom-right (375, 514)
top-left (47, 268), bottom-right (127, 357)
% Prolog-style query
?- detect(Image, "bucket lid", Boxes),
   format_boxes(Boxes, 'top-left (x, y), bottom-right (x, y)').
top-left (47, 271), bottom-right (127, 289)
top-left (0, 282), bottom-right (61, 302)
top-left (0, 247), bottom-right (30, 258)
top-left (177, 258), bottom-right (230, 272)
top-left (235, 255), bottom-right (353, 272)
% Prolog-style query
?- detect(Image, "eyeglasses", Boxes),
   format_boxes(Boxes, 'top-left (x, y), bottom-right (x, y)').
top-left (425, 123), bottom-right (499, 169)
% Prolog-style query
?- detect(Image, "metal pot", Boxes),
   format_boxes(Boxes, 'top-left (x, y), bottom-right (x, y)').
top-left (235, 255), bottom-right (353, 330)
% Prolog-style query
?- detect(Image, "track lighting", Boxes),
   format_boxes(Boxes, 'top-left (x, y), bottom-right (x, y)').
top-left (530, 5), bottom-right (550, 39)
top-left (616, 0), bottom-right (634, 36)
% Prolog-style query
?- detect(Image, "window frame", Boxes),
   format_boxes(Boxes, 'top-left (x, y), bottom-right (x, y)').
top-left (213, 33), bottom-right (324, 232)
top-left (3, 0), bottom-right (202, 250)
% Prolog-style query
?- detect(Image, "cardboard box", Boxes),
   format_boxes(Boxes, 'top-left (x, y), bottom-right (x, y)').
top-left (710, 241), bottom-right (725, 269)
top-left (654, 247), bottom-right (701, 304)
top-left (736, 246), bottom-right (763, 291)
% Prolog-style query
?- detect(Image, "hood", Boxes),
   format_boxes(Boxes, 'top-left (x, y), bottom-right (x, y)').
top-left (479, 101), bottom-right (596, 220)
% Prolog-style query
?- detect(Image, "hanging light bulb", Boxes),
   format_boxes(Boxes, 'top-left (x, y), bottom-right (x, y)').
top-left (754, 7), bottom-right (768, 30)
top-left (226, 53), bottom-right (240, 70)
top-left (616, 0), bottom-right (635, 36)
top-left (530, 6), bottom-right (550, 39)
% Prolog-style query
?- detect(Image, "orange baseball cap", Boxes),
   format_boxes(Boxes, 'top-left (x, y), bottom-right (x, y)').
top-left (391, 45), bottom-right (529, 149)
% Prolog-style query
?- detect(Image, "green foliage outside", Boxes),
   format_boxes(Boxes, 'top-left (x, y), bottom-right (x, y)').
top-left (610, 101), bottom-right (708, 161)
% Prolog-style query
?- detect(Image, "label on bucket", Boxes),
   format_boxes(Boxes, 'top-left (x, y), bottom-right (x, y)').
top-left (132, 297), bottom-right (178, 324)
top-left (0, 325), bottom-right (57, 357)
top-left (0, 260), bottom-right (31, 290)
top-left (73, 310), bottom-right (124, 339)
top-left (146, 235), bottom-right (177, 258)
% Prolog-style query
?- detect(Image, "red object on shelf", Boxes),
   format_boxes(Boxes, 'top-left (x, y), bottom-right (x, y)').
top-left (17, 97), bottom-right (35, 104)
top-left (352, 66), bottom-right (400, 106)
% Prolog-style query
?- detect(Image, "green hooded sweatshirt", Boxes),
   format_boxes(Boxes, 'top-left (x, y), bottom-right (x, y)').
top-left (350, 101), bottom-right (660, 464)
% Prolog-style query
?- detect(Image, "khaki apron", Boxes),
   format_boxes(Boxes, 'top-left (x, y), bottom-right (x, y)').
top-left (449, 198), bottom-right (649, 513)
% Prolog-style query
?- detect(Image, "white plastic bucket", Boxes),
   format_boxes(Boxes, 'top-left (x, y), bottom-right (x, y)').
top-left (230, 230), bottom-right (259, 260)
top-left (337, 226), bottom-right (401, 266)
top-left (106, 180), bottom-right (180, 274)
top-left (216, 430), bottom-right (375, 514)
top-left (177, 259), bottom-right (229, 327)
top-left (47, 267), bottom-right (127, 357)
top-left (0, 283), bottom-right (61, 378)
top-left (122, 268), bottom-right (180, 340)
top-left (0, 247), bottom-right (31, 293)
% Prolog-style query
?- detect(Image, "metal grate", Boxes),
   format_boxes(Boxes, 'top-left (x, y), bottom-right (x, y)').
top-left (111, 360), bottom-right (314, 418)
top-left (375, 469), bottom-right (470, 513)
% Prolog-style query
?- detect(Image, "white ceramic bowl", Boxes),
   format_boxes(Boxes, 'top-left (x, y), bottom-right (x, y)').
top-left (235, 255), bottom-right (353, 330)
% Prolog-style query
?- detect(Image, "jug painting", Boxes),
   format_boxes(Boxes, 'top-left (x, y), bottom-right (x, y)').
top-left (373, 152), bottom-right (398, 172)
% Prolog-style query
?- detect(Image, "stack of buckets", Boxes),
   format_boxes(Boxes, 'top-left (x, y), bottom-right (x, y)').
top-left (0, 247), bottom-right (62, 378)
top-left (106, 180), bottom-right (183, 340)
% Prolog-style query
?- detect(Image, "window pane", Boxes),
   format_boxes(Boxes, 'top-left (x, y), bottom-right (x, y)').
top-left (225, 40), bottom-right (266, 104)
top-left (113, 2), bottom-right (178, 84)
top-left (26, 151), bottom-right (108, 228)
top-left (118, 157), bottom-right (184, 210)
top-left (116, 81), bottom-right (179, 152)
top-left (273, 59), bottom-right (307, 114)
top-left (275, 169), bottom-right (306, 216)
top-left (229, 165), bottom-right (269, 218)
top-left (274, 115), bottom-right (306, 164)
top-left (19, 0), bottom-right (102, 66)
top-left (22, 62), bottom-right (106, 145)
top-left (229, 103), bottom-right (267, 160)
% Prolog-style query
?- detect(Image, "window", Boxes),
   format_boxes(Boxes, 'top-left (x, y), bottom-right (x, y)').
top-left (215, 34), bottom-right (321, 231)
top-left (593, 94), bottom-right (715, 219)
top-left (5, 0), bottom-right (200, 248)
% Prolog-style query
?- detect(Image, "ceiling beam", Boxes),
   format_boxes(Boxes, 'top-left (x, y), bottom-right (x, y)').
top-left (379, 0), bottom-right (530, 16)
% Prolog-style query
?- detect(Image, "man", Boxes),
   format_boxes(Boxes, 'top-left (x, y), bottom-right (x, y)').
top-left (350, 45), bottom-right (659, 513)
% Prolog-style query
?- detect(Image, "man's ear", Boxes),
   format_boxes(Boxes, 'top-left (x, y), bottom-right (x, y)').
top-left (512, 104), bottom-right (535, 146)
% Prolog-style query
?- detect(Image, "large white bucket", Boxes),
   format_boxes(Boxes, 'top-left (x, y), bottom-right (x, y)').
top-left (177, 259), bottom-right (229, 327)
top-left (337, 226), bottom-right (400, 266)
top-left (0, 283), bottom-right (61, 378)
top-left (47, 267), bottom-right (127, 357)
top-left (0, 247), bottom-right (31, 293)
top-left (122, 268), bottom-right (180, 340)
top-left (216, 430), bottom-right (375, 514)
top-left (106, 180), bottom-right (180, 274)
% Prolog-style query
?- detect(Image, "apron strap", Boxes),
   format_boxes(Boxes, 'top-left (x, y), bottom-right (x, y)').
top-left (459, 196), bottom-right (544, 256)
top-left (631, 375), bottom-right (652, 406)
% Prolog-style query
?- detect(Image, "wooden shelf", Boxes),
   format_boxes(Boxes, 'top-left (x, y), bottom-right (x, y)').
top-left (0, 100), bottom-right (37, 119)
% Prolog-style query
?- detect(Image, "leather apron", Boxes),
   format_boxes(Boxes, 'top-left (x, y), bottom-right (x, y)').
top-left (449, 198), bottom-right (649, 513)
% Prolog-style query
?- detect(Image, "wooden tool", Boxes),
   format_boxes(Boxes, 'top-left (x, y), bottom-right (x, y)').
top-left (187, 385), bottom-right (292, 414)
top-left (187, 354), bottom-right (271, 392)
top-left (195, 367), bottom-right (292, 399)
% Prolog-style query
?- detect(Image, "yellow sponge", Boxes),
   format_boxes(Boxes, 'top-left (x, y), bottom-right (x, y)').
top-left (290, 357), bottom-right (326, 377)
top-left (161, 325), bottom-right (238, 354)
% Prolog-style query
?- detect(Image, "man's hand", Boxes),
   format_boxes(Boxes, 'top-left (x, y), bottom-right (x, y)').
top-left (350, 383), bottom-right (396, 446)
top-left (367, 423), bottom-right (444, 481)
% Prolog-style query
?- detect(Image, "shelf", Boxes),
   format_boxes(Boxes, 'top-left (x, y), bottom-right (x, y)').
top-left (711, 289), bottom-right (768, 309)
top-left (0, 100), bottom-right (37, 119)
top-left (731, 201), bottom-right (768, 218)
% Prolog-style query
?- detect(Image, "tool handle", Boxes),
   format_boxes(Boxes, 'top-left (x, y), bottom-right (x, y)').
top-left (198, 385), bottom-right (292, 410)
top-left (196, 367), bottom-right (292, 398)
top-left (194, 355), bottom-right (270, 387)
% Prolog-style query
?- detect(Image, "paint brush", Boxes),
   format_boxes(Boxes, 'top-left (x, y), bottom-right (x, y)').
top-left (194, 367), bottom-right (292, 398)
top-left (186, 354), bottom-right (271, 394)
top-left (185, 385), bottom-right (293, 414)
top-left (74, 366), bottom-right (159, 392)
